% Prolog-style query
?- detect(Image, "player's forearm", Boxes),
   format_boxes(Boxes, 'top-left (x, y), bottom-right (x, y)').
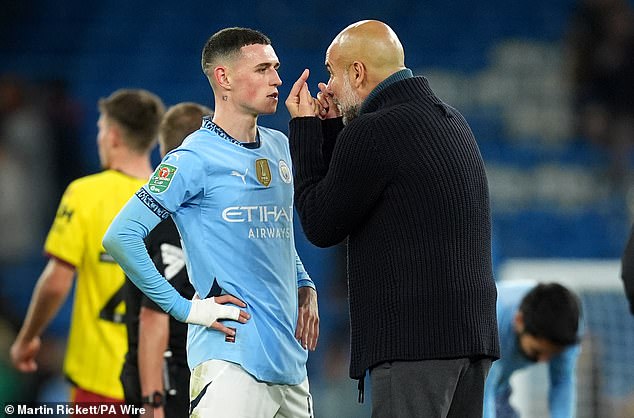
top-left (138, 307), bottom-right (169, 397)
top-left (17, 260), bottom-right (74, 341)
top-left (549, 386), bottom-right (575, 418)
top-left (548, 374), bottom-right (576, 418)
top-left (548, 347), bottom-right (579, 418)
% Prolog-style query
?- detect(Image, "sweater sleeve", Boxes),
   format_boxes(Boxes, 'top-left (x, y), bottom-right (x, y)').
top-left (289, 116), bottom-right (393, 247)
top-left (320, 117), bottom-right (344, 167)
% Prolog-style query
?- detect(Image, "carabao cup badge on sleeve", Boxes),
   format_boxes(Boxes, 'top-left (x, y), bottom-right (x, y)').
top-left (149, 163), bottom-right (178, 193)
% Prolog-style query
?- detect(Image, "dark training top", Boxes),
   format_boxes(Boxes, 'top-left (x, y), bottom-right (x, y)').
top-left (289, 72), bottom-right (500, 380)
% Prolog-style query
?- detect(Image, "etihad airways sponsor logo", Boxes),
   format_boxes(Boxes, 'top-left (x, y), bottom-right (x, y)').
top-left (248, 227), bottom-right (291, 239)
top-left (221, 205), bottom-right (292, 223)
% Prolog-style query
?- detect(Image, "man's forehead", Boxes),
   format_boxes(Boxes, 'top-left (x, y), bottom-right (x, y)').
top-left (239, 43), bottom-right (279, 63)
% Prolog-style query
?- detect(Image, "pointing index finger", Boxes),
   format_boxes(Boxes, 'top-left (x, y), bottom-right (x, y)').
top-left (289, 69), bottom-right (310, 97)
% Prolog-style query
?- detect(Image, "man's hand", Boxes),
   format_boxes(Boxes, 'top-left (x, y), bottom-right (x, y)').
top-left (186, 295), bottom-right (250, 336)
top-left (296, 287), bottom-right (319, 351)
top-left (10, 336), bottom-right (41, 372)
top-left (315, 82), bottom-right (341, 120)
top-left (286, 69), bottom-right (318, 119)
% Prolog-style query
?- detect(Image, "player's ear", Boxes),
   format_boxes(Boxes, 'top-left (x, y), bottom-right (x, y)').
top-left (214, 66), bottom-right (231, 91)
top-left (107, 121), bottom-right (123, 147)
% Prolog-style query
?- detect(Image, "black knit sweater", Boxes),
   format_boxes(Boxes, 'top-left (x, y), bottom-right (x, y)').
top-left (289, 76), bottom-right (500, 380)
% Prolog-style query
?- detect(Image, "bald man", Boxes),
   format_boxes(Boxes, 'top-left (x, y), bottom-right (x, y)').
top-left (286, 20), bottom-right (499, 418)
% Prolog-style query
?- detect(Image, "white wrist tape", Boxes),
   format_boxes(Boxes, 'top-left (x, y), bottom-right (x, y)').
top-left (186, 297), bottom-right (241, 327)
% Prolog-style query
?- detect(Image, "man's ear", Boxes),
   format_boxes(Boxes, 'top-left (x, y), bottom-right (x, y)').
top-left (213, 66), bottom-right (231, 90)
top-left (350, 61), bottom-right (366, 89)
top-left (108, 122), bottom-right (123, 148)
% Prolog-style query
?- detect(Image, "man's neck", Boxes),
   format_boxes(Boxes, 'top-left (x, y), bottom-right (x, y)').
top-left (109, 154), bottom-right (153, 179)
top-left (212, 107), bottom-right (258, 143)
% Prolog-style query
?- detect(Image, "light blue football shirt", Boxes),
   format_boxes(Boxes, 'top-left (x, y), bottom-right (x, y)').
top-left (104, 118), bottom-right (313, 385)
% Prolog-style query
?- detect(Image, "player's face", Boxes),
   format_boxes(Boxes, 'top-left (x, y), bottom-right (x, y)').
top-left (229, 44), bottom-right (282, 116)
top-left (517, 332), bottom-right (565, 363)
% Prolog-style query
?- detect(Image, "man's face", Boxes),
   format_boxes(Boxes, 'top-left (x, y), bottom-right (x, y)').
top-left (515, 322), bottom-right (565, 363)
top-left (325, 45), bottom-right (362, 124)
top-left (517, 332), bottom-right (565, 362)
top-left (229, 44), bottom-right (282, 116)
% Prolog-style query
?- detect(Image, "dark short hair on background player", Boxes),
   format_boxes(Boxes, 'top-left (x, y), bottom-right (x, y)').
top-left (519, 282), bottom-right (581, 346)
top-left (159, 103), bottom-right (213, 155)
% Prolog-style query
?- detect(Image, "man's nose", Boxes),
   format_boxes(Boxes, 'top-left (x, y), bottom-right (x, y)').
top-left (272, 70), bottom-right (282, 86)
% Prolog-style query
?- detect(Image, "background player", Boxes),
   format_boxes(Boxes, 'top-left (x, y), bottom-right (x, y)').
top-left (10, 89), bottom-right (164, 413)
top-left (484, 281), bottom-right (582, 418)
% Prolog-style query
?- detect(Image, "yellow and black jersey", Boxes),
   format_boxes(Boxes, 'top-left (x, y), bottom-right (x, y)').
top-left (45, 170), bottom-right (146, 400)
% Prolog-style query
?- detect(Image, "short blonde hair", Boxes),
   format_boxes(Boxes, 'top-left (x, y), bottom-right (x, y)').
top-left (159, 102), bottom-right (213, 155)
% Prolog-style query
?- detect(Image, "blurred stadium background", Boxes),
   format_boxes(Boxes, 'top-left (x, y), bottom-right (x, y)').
top-left (2, 0), bottom-right (634, 417)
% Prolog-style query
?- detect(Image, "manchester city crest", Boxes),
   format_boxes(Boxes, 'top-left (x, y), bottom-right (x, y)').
top-left (279, 160), bottom-right (292, 184)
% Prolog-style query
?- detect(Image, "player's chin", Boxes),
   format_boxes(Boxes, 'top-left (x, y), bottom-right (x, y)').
top-left (260, 102), bottom-right (278, 114)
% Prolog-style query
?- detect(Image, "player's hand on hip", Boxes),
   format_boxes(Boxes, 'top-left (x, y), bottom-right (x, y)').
top-left (296, 287), bottom-right (319, 351)
top-left (286, 69), bottom-right (318, 118)
top-left (316, 82), bottom-right (340, 119)
top-left (10, 336), bottom-right (41, 372)
top-left (186, 295), bottom-right (250, 336)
